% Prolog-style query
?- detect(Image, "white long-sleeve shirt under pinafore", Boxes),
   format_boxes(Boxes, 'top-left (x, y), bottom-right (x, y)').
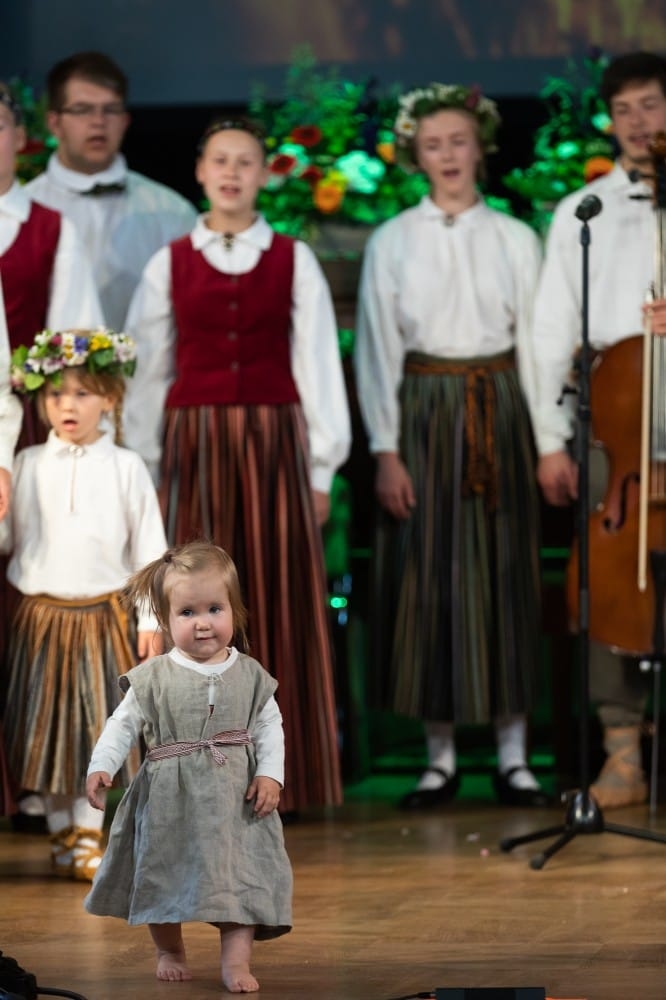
top-left (26, 155), bottom-right (197, 330)
top-left (0, 180), bottom-right (104, 331)
top-left (123, 214), bottom-right (351, 492)
top-left (354, 196), bottom-right (542, 453)
top-left (531, 163), bottom-right (656, 455)
top-left (88, 646), bottom-right (285, 786)
top-left (0, 430), bottom-right (167, 630)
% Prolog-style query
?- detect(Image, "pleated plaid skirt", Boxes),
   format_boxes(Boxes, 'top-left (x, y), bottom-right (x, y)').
top-left (159, 403), bottom-right (342, 812)
top-left (373, 350), bottom-right (542, 725)
top-left (4, 592), bottom-right (140, 796)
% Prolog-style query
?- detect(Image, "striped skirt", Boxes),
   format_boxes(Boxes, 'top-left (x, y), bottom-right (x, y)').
top-left (4, 593), bottom-right (140, 796)
top-left (160, 403), bottom-right (342, 812)
top-left (373, 350), bottom-right (541, 724)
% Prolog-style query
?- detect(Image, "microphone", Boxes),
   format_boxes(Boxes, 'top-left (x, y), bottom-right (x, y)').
top-left (575, 194), bottom-right (603, 221)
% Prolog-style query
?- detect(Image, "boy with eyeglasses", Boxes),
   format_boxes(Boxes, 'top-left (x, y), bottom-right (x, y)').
top-left (26, 52), bottom-right (197, 331)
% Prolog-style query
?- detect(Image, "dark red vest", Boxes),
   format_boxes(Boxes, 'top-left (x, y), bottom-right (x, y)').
top-left (167, 233), bottom-right (300, 407)
top-left (0, 201), bottom-right (61, 349)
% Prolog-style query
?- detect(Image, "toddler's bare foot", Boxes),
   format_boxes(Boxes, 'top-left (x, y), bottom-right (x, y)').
top-left (156, 948), bottom-right (193, 981)
top-left (221, 964), bottom-right (259, 993)
top-left (220, 924), bottom-right (258, 993)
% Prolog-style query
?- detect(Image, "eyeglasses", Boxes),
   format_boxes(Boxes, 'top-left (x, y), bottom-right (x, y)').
top-left (58, 103), bottom-right (126, 119)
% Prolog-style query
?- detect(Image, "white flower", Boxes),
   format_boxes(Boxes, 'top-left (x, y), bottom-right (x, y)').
top-left (43, 356), bottom-right (65, 374)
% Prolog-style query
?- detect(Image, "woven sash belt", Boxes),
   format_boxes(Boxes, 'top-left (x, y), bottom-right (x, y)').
top-left (403, 349), bottom-right (516, 510)
top-left (146, 729), bottom-right (253, 766)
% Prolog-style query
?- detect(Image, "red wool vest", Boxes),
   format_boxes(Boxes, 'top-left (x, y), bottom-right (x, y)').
top-left (0, 202), bottom-right (61, 349)
top-left (167, 233), bottom-right (300, 407)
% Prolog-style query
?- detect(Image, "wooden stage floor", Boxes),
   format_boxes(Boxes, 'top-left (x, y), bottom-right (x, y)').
top-left (0, 800), bottom-right (664, 1000)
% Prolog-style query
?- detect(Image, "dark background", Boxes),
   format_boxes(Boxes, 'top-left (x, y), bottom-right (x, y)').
top-left (5, 0), bottom-right (666, 103)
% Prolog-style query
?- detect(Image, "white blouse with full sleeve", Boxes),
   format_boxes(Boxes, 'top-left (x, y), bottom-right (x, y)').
top-left (531, 164), bottom-right (655, 455)
top-left (0, 181), bottom-right (104, 330)
top-left (123, 214), bottom-right (351, 493)
top-left (0, 430), bottom-right (167, 629)
top-left (354, 197), bottom-right (542, 454)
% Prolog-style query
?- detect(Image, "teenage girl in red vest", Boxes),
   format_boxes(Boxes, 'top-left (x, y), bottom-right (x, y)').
top-left (124, 118), bottom-right (351, 814)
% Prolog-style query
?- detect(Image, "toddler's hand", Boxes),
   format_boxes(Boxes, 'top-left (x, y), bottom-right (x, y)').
top-left (246, 776), bottom-right (281, 818)
top-left (86, 771), bottom-right (113, 810)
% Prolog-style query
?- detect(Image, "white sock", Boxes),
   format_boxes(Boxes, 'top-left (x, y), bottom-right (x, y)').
top-left (417, 721), bottom-right (456, 790)
top-left (494, 714), bottom-right (539, 790)
top-left (44, 793), bottom-right (74, 836)
top-left (73, 794), bottom-right (105, 832)
top-left (18, 793), bottom-right (45, 816)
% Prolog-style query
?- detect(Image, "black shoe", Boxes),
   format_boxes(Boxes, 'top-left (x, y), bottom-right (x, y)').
top-left (9, 792), bottom-right (48, 835)
top-left (398, 768), bottom-right (460, 810)
top-left (10, 810), bottom-right (48, 835)
top-left (493, 766), bottom-right (551, 807)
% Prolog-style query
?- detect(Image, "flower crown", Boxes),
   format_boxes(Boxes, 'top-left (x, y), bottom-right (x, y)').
top-left (394, 83), bottom-right (501, 168)
top-left (10, 328), bottom-right (137, 395)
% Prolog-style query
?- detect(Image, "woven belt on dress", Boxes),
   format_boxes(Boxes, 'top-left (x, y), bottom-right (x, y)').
top-left (146, 729), bottom-right (253, 766)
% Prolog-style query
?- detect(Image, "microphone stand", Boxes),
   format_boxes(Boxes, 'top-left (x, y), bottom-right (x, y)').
top-left (499, 207), bottom-right (666, 869)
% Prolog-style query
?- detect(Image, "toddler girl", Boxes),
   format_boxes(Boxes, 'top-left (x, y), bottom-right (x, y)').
top-left (2, 328), bottom-right (167, 875)
top-left (84, 540), bottom-right (292, 991)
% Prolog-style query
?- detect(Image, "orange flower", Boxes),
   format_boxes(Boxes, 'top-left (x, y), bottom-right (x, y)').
top-left (313, 180), bottom-right (345, 214)
top-left (376, 141), bottom-right (395, 164)
top-left (583, 156), bottom-right (614, 183)
top-left (289, 125), bottom-right (322, 148)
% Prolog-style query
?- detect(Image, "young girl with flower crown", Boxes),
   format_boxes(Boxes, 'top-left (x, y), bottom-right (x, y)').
top-left (84, 539), bottom-right (292, 990)
top-left (122, 117), bottom-right (351, 815)
top-left (0, 328), bottom-right (167, 879)
top-left (355, 83), bottom-right (547, 809)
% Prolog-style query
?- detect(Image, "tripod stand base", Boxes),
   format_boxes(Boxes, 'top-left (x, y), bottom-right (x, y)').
top-left (499, 790), bottom-right (666, 869)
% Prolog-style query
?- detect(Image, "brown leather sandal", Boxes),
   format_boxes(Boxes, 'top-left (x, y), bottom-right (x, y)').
top-left (50, 825), bottom-right (78, 878)
top-left (70, 827), bottom-right (104, 882)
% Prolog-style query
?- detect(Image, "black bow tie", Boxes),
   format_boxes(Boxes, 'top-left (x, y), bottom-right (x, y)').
top-left (81, 181), bottom-right (126, 197)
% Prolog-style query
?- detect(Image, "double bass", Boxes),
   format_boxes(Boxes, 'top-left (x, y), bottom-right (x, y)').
top-left (567, 134), bottom-right (666, 656)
